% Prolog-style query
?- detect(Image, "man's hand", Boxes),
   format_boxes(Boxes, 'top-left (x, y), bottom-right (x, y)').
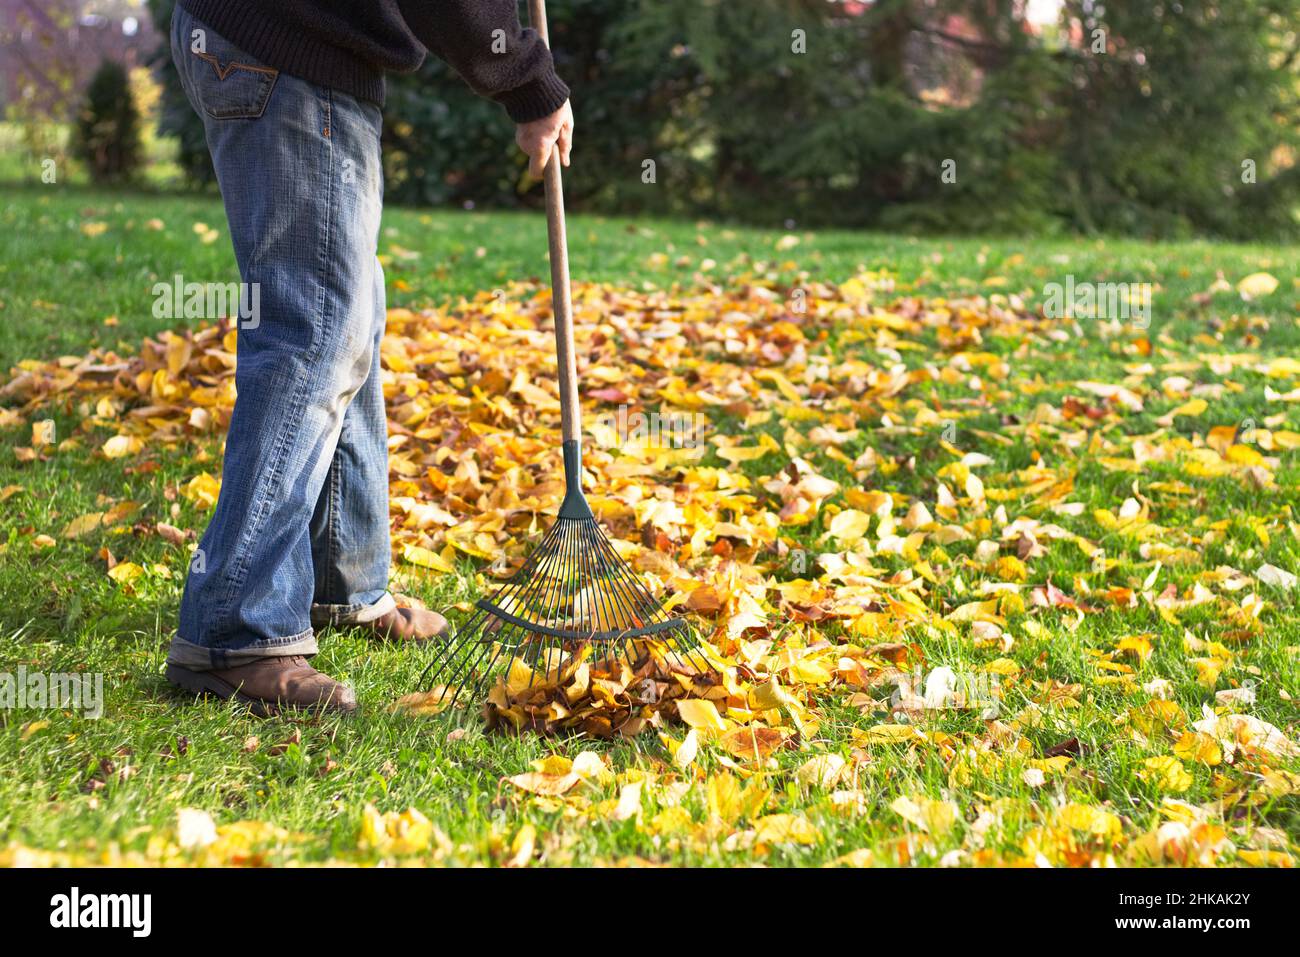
top-left (516, 99), bottom-right (573, 178)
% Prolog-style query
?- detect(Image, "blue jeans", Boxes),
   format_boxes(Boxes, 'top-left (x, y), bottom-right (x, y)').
top-left (167, 6), bottom-right (395, 670)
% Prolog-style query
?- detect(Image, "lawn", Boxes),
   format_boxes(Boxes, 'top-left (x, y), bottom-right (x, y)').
top-left (0, 182), bottom-right (1297, 867)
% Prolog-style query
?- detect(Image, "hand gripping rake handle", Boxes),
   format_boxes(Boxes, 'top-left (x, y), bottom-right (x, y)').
top-left (527, 0), bottom-right (589, 519)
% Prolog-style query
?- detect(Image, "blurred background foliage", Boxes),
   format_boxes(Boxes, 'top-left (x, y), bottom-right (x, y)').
top-left (7, 0), bottom-right (1295, 237)
top-left (71, 58), bottom-right (142, 183)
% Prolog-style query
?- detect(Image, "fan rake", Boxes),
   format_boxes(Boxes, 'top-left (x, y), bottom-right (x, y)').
top-left (417, 443), bottom-right (692, 709)
top-left (416, 0), bottom-right (692, 711)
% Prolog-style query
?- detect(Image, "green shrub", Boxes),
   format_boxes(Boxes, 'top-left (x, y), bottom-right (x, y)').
top-left (1056, 0), bottom-right (1300, 240)
top-left (143, 0), bottom-right (1300, 237)
top-left (72, 60), bottom-right (144, 184)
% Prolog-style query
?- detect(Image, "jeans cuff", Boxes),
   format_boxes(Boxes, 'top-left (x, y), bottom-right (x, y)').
top-left (166, 629), bottom-right (318, 671)
top-left (310, 591), bottom-right (396, 628)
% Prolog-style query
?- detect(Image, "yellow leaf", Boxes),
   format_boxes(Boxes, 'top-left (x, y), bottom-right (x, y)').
top-left (719, 725), bottom-right (786, 761)
top-left (1192, 707), bottom-right (1297, 759)
top-left (1116, 634), bottom-right (1153, 663)
top-left (1236, 272), bottom-right (1278, 299)
top-left (570, 751), bottom-right (613, 783)
top-left (829, 848), bottom-right (876, 867)
top-left (107, 562), bottom-right (144, 586)
top-left (1237, 849), bottom-right (1294, 867)
top-left (827, 508), bottom-right (871, 543)
top-left (754, 369), bottom-right (803, 403)
top-left (1129, 700), bottom-right (1186, 735)
top-left (507, 770), bottom-right (580, 796)
top-left (165, 337), bottom-right (193, 376)
top-left (506, 822), bottom-right (536, 867)
top-left (890, 795), bottom-right (957, 835)
top-left (359, 805), bottom-right (434, 854)
top-left (676, 698), bottom-right (727, 733)
top-left (1191, 657), bottom-right (1226, 688)
top-left (795, 753), bottom-right (847, 789)
top-left (946, 598), bottom-right (999, 623)
top-left (1223, 443), bottom-right (1264, 466)
top-left (844, 489), bottom-right (893, 515)
top-left (754, 813), bottom-right (821, 845)
top-left (660, 729), bottom-right (699, 769)
top-left (400, 543), bottom-right (454, 573)
top-left (182, 472), bottom-right (222, 509)
top-left (534, 754), bottom-right (573, 776)
top-left (714, 443), bottom-right (772, 465)
top-left (62, 513), bottom-right (104, 539)
top-left (1156, 398), bottom-right (1206, 427)
top-left (446, 526), bottom-right (496, 559)
top-left (391, 689), bottom-right (452, 716)
top-left (102, 435), bottom-right (142, 459)
top-left (706, 774), bottom-right (742, 824)
top-left (1172, 731), bottom-right (1222, 766)
top-left (1058, 803), bottom-right (1123, 839)
top-left (31, 419), bottom-right (55, 447)
top-left (612, 780), bottom-right (643, 822)
top-left (1139, 756), bottom-right (1193, 793)
top-left (749, 678), bottom-right (797, 711)
top-left (707, 773), bottom-right (770, 824)
top-left (789, 656), bottom-right (834, 684)
top-left (982, 657), bottom-right (1021, 676)
top-left (854, 724), bottom-right (925, 746)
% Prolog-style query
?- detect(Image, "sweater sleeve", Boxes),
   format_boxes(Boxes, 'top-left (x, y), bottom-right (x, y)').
top-left (397, 1), bottom-right (569, 122)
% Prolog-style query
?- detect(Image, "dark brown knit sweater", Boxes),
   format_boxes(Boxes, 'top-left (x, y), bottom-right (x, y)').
top-left (178, 0), bottom-right (570, 121)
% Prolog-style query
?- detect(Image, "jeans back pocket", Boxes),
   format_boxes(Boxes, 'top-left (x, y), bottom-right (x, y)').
top-left (174, 11), bottom-right (278, 120)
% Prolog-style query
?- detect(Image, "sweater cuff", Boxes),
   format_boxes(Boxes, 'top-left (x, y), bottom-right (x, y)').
top-left (496, 71), bottom-right (570, 123)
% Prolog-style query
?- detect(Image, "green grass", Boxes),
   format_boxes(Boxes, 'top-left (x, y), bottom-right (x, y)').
top-left (0, 183), bottom-right (1297, 867)
top-left (2, 181), bottom-right (1296, 368)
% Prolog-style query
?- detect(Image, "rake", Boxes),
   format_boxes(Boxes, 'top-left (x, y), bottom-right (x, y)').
top-left (416, 0), bottom-right (691, 710)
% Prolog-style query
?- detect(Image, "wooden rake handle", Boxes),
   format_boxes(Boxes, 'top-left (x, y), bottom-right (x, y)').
top-left (526, 0), bottom-right (580, 444)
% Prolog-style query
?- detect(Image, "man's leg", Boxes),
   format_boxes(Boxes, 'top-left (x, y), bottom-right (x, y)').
top-left (308, 260), bottom-right (393, 625)
top-left (307, 251), bottom-right (449, 641)
top-left (164, 7), bottom-right (386, 710)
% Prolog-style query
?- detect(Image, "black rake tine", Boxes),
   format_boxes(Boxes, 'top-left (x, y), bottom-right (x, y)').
top-left (489, 517), bottom-right (561, 609)
top-left (521, 620), bottom-right (550, 689)
top-left (471, 630), bottom-right (514, 700)
top-left (419, 610), bottom-right (483, 690)
top-left (586, 523), bottom-right (637, 632)
top-left (598, 533), bottom-right (636, 639)
top-left (452, 623), bottom-right (508, 700)
top-left (617, 632), bottom-right (638, 672)
top-left (529, 521), bottom-right (571, 643)
top-left (580, 522), bottom-right (615, 636)
top-left (547, 519), bottom-right (580, 630)
top-left (432, 637), bottom-right (482, 704)
top-left (590, 537), bottom-right (634, 669)
top-left (594, 529), bottom-right (659, 619)
top-left (524, 523), bottom-right (571, 685)
top-left (504, 521), bottom-right (563, 615)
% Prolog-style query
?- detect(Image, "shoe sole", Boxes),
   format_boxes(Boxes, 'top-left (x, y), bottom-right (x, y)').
top-left (165, 664), bottom-right (357, 716)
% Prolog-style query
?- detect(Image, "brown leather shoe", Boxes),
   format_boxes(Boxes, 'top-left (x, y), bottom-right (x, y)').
top-left (167, 656), bottom-right (357, 716)
top-left (361, 606), bottom-right (450, 643)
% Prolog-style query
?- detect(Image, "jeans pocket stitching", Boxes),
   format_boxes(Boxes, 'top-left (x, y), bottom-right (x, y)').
top-left (189, 49), bottom-right (279, 120)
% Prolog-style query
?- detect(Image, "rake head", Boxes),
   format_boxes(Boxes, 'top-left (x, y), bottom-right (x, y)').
top-left (418, 440), bottom-right (692, 711)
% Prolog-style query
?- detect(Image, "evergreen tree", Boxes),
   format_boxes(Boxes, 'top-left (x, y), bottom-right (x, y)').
top-left (73, 60), bottom-right (144, 184)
